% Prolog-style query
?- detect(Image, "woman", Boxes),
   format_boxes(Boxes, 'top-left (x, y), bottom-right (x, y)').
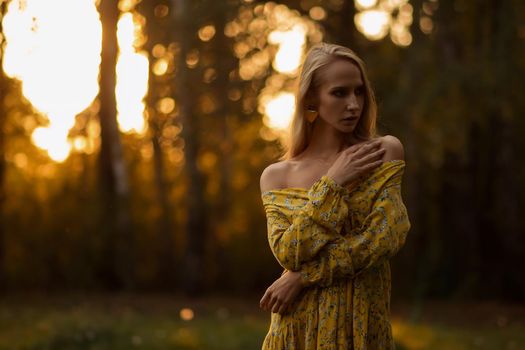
top-left (259, 43), bottom-right (411, 349)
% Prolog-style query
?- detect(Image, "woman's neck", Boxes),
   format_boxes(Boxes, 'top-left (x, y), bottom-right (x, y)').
top-left (300, 121), bottom-right (351, 160)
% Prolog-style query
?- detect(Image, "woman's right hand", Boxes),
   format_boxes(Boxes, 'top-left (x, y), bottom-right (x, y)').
top-left (260, 270), bottom-right (304, 315)
top-left (326, 139), bottom-right (385, 186)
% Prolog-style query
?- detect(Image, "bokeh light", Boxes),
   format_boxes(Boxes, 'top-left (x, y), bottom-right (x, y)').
top-left (309, 6), bottom-right (327, 21)
top-left (268, 23), bottom-right (307, 75)
top-left (198, 24), bottom-right (216, 42)
top-left (260, 92), bottom-right (295, 130)
top-left (2, 0), bottom-right (149, 161)
top-left (355, 0), bottom-right (379, 10)
top-left (354, 10), bottom-right (391, 40)
top-left (116, 12), bottom-right (149, 135)
top-left (2, 0), bottom-right (101, 162)
top-left (180, 308), bottom-right (195, 321)
top-left (354, 0), bottom-right (414, 47)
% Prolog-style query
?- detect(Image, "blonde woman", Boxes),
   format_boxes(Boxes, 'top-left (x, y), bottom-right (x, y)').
top-left (259, 43), bottom-right (411, 349)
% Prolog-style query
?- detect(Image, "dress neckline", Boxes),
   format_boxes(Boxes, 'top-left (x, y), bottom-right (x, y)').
top-left (261, 159), bottom-right (405, 197)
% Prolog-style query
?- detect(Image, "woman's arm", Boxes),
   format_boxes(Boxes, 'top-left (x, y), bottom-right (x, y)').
top-left (261, 171), bottom-right (350, 271)
top-left (260, 179), bottom-right (410, 314)
top-left (260, 139), bottom-right (386, 272)
top-left (298, 176), bottom-right (410, 287)
top-left (259, 138), bottom-right (404, 313)
top-left (298, 136), bottom-right (410, 287)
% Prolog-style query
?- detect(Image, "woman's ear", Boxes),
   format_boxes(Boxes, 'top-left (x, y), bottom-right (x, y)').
top-left (304, 94), bottom-right (319, 123)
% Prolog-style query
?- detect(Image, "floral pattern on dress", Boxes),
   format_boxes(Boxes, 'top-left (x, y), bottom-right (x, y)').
top-left (261, 160), bottom-right (410, 350)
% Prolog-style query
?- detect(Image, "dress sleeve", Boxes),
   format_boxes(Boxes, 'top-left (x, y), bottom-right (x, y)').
top-left (298, 178), bottom-right (411, 287)
top-left (263, 176), bottom-right (349, 271)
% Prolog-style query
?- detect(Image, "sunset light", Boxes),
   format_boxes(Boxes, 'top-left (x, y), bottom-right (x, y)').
top-left (243, 3), bottom-right (321, 141)
top-left (1, 0), bottom-right (414, 164)
top-left (354, 0), bottom-right (413, 46)
top-left (3, 0), bottom-right (102, 162)
top-left (354, 10), bottom-right (391, 40)
top-left (268, 23), bottom-right (307, 75)
top-left (355, 0), bottom-right (378, 10)
top-left (2, 0), bottom-right (148, 162)
top-left (0, 0), bottom-right (519, 346)
top-left (116, 12), bottom-right (149, 135)
top-left (260, 92), bottom-right (295, 130)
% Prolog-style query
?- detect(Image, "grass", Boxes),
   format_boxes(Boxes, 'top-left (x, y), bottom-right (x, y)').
top-left (392, 300), bottom-right (525, 350)
top-left (0, 293), bottom-right (523, 350)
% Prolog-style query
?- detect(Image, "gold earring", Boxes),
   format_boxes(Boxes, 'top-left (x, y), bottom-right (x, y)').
top-left (305, 109), bottom-right (318, 123)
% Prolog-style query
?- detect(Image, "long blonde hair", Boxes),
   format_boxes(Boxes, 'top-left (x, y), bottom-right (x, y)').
top-left (281, 42), bottom-right (378, 160)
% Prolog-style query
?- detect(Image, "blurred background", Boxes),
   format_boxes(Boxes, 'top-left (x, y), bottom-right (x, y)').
top-left (0, 0), bottom-right (524, 349)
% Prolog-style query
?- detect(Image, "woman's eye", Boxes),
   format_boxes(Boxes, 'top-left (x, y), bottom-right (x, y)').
top-left (332, 90), bottom-right (345, 97)
top-left (355, 87), bottom-right (364, 96)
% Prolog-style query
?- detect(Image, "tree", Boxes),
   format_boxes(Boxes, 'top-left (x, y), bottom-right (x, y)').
top-left (98, 0), bottom-right (134, 289)
top-left (0, 0), bottom-right (8, 292)
top-left (171, 0), bottom-right (210, 294)
top-left (139, 0), bottom-right (177, 289)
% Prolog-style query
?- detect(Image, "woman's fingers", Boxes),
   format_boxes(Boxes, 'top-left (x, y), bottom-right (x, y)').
top-left (327, 139), bottom-right (384, 187)
top-left (260, 290), bottom-right (270, 309)
top-left (271, 301), bottom-right (279, 313)
top-left (352, 140), bottom-right (381, 159)
top-left (271, 298), bottom-right (283, 313)
top-left (262, 291), bottom-right (289, 314)
top-left (362, 160), bottom-right (383, 171)
top-left (260, 270), bottom-right (303, 314)
top-left (345, 142), bottom-right (362, 153)
top-left (357, 148), bottom-right (385, 164)
top-left (261, 289), bottom-right (278, 311)
top-left (273, 298), bottom-right (290, 314)
top-left (345, 139), bottom-right (377, 154)
top-left (277, 302), bottom-right (288, 315)
top-left (266, 295), bottom-right (276, 311)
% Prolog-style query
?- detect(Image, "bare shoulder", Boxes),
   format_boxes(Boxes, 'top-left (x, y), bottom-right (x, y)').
top-left (379, 135), bottom-right (405, 161)
top-left (260, 161), bottom-right (290, 193)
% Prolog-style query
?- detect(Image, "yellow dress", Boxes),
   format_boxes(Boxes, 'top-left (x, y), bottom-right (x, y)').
top-left (261, 160), bottom-right (410, 350)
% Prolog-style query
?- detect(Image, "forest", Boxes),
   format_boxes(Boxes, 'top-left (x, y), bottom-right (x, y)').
top-left (0, 0), bottom-right (524, 349)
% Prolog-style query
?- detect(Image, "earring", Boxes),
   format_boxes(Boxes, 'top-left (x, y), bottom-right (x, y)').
top-left (305, 108), bottom-right (318, 123)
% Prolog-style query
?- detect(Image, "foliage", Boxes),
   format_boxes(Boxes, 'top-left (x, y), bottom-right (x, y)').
top-left (0, 0), bottom-right (523, 301)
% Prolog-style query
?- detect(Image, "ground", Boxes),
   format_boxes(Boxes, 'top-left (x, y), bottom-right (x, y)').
top-left (0, 293), bottom-right (523, 350)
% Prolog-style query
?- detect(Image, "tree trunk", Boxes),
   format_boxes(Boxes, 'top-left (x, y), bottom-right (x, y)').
top-left (140, 0), bottom-right (177, 290)
top-left (150, 110), bottom-right (176, 288)
top-left (207, 0), bottom-right (236, 289)
top-left (338, 0), bottom-right (359, 48)
top-left (484, 0), bottom-right (522, 299)
top-left (98, 0), bottom-right (134, 290)
top-left (0, 1), bottom-right (8, 293)
top-left (172, 0), bottom-right (209, 295)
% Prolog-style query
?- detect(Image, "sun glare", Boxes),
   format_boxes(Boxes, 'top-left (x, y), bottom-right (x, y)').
top-left (354, 10), bottom-right (391, 40)
top-left (355, 0), bottom-right (379, 10)
top-left (3, 0), bottom-right (102, 162)
top-left (240, 3), bottom-right (321, 141)
top-left (116, 13), bottom-right (148, 135)
top-left (354, 0), bottom-right (413, 46)
top-left (268, 23), bottom-right (307, 75)
top-left (261, 92), bottom-right (295, 130)
top-left (2, 0), bottom-right (148, 162)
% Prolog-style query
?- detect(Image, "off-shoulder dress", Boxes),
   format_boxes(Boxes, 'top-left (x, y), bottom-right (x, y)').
top-left (261, 160), bottom-right (410, 350)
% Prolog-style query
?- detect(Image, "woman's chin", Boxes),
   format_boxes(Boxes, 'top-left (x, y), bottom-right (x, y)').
top-left (336, 124), bottom-right (357, 134)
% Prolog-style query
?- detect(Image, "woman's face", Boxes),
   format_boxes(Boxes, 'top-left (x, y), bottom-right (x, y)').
top-left (312, 58), bottom-right (365, 133)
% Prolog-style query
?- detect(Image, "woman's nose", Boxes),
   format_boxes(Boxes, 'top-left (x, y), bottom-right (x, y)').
top-left (346, 94), bottom-right (359, 109)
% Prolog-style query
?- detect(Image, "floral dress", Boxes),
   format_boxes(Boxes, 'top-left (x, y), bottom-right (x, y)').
top-left (261, 160), bottom-right (411, 350)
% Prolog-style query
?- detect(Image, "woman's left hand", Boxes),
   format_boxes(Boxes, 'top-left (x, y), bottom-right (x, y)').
top-left (260, 270), bottom-right (304, 314)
